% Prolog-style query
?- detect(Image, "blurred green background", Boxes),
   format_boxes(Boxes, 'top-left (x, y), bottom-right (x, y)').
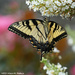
top-left (0, 0), bottom-right (75, 75)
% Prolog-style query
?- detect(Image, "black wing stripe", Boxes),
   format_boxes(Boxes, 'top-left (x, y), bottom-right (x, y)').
top-left (53, 32), bottom-right (67, 42)
top-left (53, 23), bottom-right (57, 33)
top-left (26, 20), bottom-right (32, 30)
top-left (16, 22), bottom-right (19, 26)
top-left (57, 25), bottom-right (59, 30)
top-left (50, 22), bottom-right (54, 28)
top-left (32, 19), bottom-right (38, 26)
top-left (22, 21), bottom-right (25, 26)
top-left (32, 19), bottom-right (46, 40)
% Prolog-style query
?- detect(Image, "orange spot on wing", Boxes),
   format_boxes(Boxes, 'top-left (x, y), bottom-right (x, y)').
top-left (38, 49), bottom-right (41, 50)
top-left (31, 42), bottom-right (33, 44)
top-left (34, 46), bottom-right (37, 47)
top-left (30, 38), bottom-right (32, 40)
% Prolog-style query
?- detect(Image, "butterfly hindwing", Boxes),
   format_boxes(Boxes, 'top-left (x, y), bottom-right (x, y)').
top-left (8, 19), bottom-right (47, 42)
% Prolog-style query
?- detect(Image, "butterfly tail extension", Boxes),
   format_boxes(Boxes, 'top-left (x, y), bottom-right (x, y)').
top-left (29, 37), bottom-right (43, 60)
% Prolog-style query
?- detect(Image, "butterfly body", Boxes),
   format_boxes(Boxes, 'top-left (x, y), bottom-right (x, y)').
top-left (8, 18), bottom-right (67, 60)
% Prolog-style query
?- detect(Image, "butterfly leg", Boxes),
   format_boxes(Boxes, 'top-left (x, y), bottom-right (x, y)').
top-left (40, 50), bottom-right (44, 60)
top-left (40, 53), bottom-right (42, 60)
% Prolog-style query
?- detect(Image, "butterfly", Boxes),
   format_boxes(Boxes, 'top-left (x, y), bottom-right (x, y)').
top-left (8, 18), bottom-right (67, 60)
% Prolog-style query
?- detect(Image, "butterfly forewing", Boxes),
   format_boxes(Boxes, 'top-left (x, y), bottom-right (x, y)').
top-left (8, 19), bottom-right (47, 43)
top-left (48, 21), bottom-right (67, 43)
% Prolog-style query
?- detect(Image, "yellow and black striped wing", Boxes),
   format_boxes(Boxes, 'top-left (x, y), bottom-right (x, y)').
top-left (8, 19), bottom-right (47, 43)
top-left (48, 21), bottom-right (67, 44)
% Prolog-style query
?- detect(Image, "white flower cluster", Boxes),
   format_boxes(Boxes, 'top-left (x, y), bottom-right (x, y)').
top-left (67, 36), bottom-right (73, 46)
top-left (41, 57), bottom-right (68, 75)
top-left (67, 36), bottom-right (75, 52)
top-left (26, 0), bottom-right (75, 19)
top-left (53, 47), bottom-right (60, 53)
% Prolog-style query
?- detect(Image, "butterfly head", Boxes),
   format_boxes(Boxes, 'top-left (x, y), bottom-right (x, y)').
top-left (43, 18), bottom-right (49, 26)
top-left (44, 17), bottom-right (48, 22)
